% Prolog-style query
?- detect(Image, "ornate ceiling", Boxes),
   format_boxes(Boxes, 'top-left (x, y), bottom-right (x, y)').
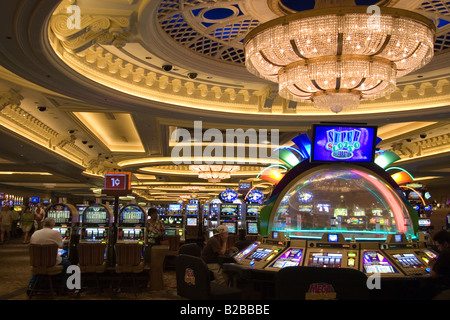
top-left (0, 0), bottom-right (449, 203)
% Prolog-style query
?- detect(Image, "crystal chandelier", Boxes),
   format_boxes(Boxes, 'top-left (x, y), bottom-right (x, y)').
top-left (244, 0), bottom-right (435, 113)
top-left (189, 165), bottom-right (240, 183)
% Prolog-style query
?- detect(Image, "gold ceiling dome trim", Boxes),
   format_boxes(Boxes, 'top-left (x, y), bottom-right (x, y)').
top-left (39, 0), bottom-right (448, 117)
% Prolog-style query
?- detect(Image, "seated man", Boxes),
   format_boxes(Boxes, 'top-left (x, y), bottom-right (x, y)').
top-left (419, 230), bottom-right (450, 299)
top-left (28, 217), bottom-right (72, 292)
top-left (201, 225), bottom-right (237, 285)
top-left (430, 230), bottom-right (450, 284)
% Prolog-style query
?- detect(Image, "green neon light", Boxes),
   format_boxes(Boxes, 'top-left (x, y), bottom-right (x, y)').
top-left (277, 148), bottom-right (300, 168)
top-left (375, 151), bottom-right (400, 169)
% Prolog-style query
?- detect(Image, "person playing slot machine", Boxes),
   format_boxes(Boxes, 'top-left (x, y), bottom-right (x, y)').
top-left (420, 230), bottom-right (450, 299)
top-left (28, 217), bottom-right (72, 294)
top-left (430, 231), bottom-right (450, 281)
top-left (201, 225), bottom-right (238, 286)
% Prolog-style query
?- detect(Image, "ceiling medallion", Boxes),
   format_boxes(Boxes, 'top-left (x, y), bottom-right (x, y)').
top-left (244, 0), bottom-right (436, 113)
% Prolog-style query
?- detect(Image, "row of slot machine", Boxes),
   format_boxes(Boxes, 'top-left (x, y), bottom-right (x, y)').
top-left (45, 202), bottom-right (149, 261)
top-left (226, 231), bottom-right (438, 279)
top-left (153, 200), bottom-right (262, 240)
top-left (204, 201), bottom-right (262, 238)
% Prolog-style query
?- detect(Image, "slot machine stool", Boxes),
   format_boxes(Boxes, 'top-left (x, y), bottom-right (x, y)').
top-left (114, 243), bottom-right (145, 295)
top-left (77, 243), bottom-right (107, 293)
top-left (28, 244), bottom-right (64, 299)
top-left (148, 245), bottom-right (169, 291)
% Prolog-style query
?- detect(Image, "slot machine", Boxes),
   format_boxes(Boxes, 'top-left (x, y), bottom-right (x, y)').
top-left (360, 242), bottom-right (402, 277)
top-left (379, 233), bottom-right (430, 276)
top-left (79, 203), bottom-right (113, 244)
top-left (244, 203), bottom-right (261, 236)
top-left (263, 239), bottom-right (306, 271)
top-left (117, 204), bottom-right (146, 244)
top-left (303, 233), bottom-right (360, 270)
top-left (218, 203), bottom-right (239, 237)
top-left (208, 199), bottom-right (221, 232)
top-left (233, 231), bottom-right (288, 269)
top-left (161, 203), bottom-right (184, 240)
top-left (45, 203), bottom-right (79, 259)
top-left (185, 203), bottom-right (199, 240)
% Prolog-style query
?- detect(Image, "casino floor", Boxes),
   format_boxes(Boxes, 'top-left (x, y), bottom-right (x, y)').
top-left (0, 236), bottom-right (182, 300)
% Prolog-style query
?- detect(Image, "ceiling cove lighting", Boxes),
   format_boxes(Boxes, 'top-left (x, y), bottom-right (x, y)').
top-left (244, 0), bottom-right (435, 113)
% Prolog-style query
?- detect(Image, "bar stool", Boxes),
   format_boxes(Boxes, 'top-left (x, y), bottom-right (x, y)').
top-left (114, 243), bottom-right (145, 294)
top-left (28, 244), bottom-right (64, 299)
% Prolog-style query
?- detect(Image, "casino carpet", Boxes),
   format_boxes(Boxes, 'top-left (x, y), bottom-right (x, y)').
top-left (0, 236), bottom-right (183, 300)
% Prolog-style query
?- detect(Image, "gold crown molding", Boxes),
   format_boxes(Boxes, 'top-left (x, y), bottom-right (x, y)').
top-left (83, 155), bottom-right (117, 177)
top-left (0, 97), bottom-right (90, 168)
top-left (390, 132), bottom-right (450, 159)
top-left (51, 43), bottom-right (265, 114)
top-left (0, 89), bottom-right (23, 112)
top-left (50, 14), bottom-right (132, 53)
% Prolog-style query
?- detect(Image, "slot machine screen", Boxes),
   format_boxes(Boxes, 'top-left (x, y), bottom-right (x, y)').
top-left (220, 204), bottom-right (239, 216)
top-left (53, 227), bottom-right (68, 237)
top-left (246, 205), bottom-right (259, 216)
top-left (418, 219), bottom-right (431, 227)
top-left (247, 222), bottom-right (258, 235)
top-left (84, 208), bottom-right (108, 225)
top-left (317, 203), bottom-right (330, 213)
top-left (234, 242), bottom-right (259, 262)
top-left (307, 252), bottom-right (343, 268)
top-left (246, 248), bottom-right (273, 262)
top-left (372, 209), bottom-right (383, 216)
top-left (84, 228), bottom-right (106, 241)
top-left (186, 204), bottom-right (198, 212)
top-left (121, 228), bottom-right (142, 240)
top-left (120, 206), bottom-right (144, 224)
top-left (168, 204), bottom-right (181, 213)
top-left (29, 196), bottom-right (40, 204)
top-left (165, 229), bottom-right (176, 236)
top-left (269, 248), bottom-right (303, 268)
top-left (47, 206), bottom-right (71, 224)
top-left (334, 208), bottom-right (348, 217)
top-left (186, 217), bottom-right (198, 226)
top-left (362, 251), bottom-right (398, 274)
top-left (391, 253), bottom-right (424, 269)
top-left (222, 222), bottom-right (236, 234)
top-left (328, 234), bottom-right (339, 242)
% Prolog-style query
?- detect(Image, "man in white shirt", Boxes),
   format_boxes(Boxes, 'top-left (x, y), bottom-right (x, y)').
top-left (28, 217), bottom-right (72, 293)
top-left (30, 217), bottom-right (65, 264)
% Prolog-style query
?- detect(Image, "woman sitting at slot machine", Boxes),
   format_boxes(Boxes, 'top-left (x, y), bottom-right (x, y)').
top-left (147, 207), bottom-right (165, 245)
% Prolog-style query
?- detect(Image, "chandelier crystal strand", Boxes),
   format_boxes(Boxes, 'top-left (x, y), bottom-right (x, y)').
top-left (189, 165), bottom-right (240, 183)
top-left (244, 4), bottom-right (435, 113)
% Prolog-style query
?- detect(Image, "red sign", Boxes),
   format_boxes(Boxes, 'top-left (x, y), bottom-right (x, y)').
top-left (104, 173), bottom-right (128, 190)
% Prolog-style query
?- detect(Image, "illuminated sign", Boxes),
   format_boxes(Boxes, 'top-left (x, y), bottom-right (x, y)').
top-left (311, 124), bottom-right (377, 163)
top-left (105, 173), bottom-right (128, 190)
